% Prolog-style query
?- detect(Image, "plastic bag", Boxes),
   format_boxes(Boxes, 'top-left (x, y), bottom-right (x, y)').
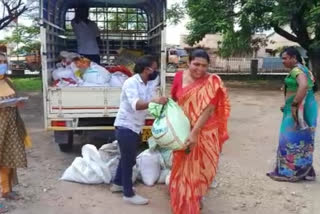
top-left (149, 99), bottom-right (191, 151)
top-left (157, 169), bottom-right (170, 184)
top-left (60, 51), bottom-right (80, 66)
top-left (52, 67), bottom-right (76, 81)
top-left (99, 141), bottom-right (120, 163)
top-left (165, 171), bottom-right (171, 186)
top-left (107, 156), bottom-right (120, 181)
top-left (61, 144), bottom-right (112, 184)
top-left (83, 63), bottom-right (111, 85)
top-left (102, 141), bottom-right (138, 183)
top-left (109, 72), bottom-right (129, 87)
top-left (136, 149), bottom-right (161, 186)
top-left (148, 137), bottom-right (172, 169)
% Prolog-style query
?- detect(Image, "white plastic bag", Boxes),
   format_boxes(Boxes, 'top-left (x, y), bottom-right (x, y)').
top-left (61, 157), bottom-right (105, 184)
top-left (136, 149), bottom-right (161, 186)
top-left (157, 169), bottom-right (171, 184)
top-left (109, 72), bottom-right (129, 87)
top-left (165, 171), bottom-right (171, 186)
top-left (61, 144), bottom-right (112, 184)
top-left (107, 156), bottom-right (120, 181)
top-left (148, 137), bottom-right (173, 169)
top-left (52, 67), bottom-right (76, 81)
top-left (107, 156), bottom-right (138, 183)
top-left (83, 63), bottom-right (111, 84)
top-left (99, 141), bottom-right (120, 162)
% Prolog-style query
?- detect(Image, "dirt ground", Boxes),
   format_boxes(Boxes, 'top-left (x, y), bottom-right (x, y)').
top-left (6, 84), bottom-right (320, 214)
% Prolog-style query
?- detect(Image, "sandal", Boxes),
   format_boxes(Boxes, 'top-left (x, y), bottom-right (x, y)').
top-left (2, 191), bottom-right (23, 200)
top-left (266, 172), bottom-right (290, 182)
top-left (0, 203), bottom-right (8, 213)
top-left (304, 167), bottom-right (316, 181)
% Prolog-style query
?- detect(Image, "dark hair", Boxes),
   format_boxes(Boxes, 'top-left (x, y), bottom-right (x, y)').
top-left (189, 49), bottom-right (210, 63)
top-left (282, 47), bottom-right (303, 64)
top-left (134, 55), bottom-right (157, 74)
top-left (74, 5), bottom-right (89, 23)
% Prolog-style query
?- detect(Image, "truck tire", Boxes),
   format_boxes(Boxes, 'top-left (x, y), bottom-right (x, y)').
top-left (58, 143), bottom-right (73, 152)
top-left (54, 131), bottom-right (74, 152)
top-left (80, 130), bottom-right (116, 148)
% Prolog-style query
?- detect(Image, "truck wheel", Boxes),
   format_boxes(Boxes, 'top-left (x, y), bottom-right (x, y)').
top-left (58, 143), bottom-right (73, 152)
top-left (54, 131), bottom-right (74, 153)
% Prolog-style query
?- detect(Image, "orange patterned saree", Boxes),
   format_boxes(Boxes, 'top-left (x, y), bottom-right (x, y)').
top-left (170, 71), bottom-right (230, 213)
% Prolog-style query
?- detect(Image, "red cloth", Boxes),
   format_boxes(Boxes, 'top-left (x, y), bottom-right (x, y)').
top-left (169, 70), bottom-right (230, 214)
top-left (105, 65), bottom-right (132, 77)
top-left (53, 78), bottom-right (77, 86)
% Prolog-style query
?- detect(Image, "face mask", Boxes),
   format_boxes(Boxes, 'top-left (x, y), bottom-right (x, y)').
top-left (148, 70), bottom-right (159, 81)
top-left (0, 64), bottom-right (8, 76)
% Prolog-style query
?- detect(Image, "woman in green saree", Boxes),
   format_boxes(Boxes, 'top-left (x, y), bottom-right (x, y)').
top-left (267, 47), bottom-right (318, 182)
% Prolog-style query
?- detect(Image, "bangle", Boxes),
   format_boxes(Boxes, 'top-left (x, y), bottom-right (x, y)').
top-left (291, 101), bottom-right (299, 107)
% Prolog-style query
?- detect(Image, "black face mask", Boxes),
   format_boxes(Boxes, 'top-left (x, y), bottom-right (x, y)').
top-left (148, 70), bottom-right (159, 81)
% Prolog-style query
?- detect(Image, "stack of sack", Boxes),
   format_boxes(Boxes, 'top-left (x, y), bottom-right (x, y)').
top-left (61, 142), bottom-right (138, 184)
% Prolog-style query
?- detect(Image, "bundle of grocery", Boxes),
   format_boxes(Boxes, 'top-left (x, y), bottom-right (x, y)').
top-left (148, 99), bottom-right (191, 151)
top-left (51, 52), bottom-right (133, 88)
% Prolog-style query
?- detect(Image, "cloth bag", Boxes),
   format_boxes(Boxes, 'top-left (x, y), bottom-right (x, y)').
top-left (148, 99), bottom-right (190, 151)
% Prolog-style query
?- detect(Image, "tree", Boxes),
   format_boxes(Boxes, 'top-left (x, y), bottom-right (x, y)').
top-left (0, 0), bottom-right (29, 30)
top-left (167, 3), bottom-right (185, 25)
top-left (183, 0), bottom-right (320, 80)
top-left (0, 24), bottom-right (40, 55)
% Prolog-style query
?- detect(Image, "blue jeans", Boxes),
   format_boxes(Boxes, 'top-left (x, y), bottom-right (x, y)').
top-left (113, 127), bottom-right (140, 197)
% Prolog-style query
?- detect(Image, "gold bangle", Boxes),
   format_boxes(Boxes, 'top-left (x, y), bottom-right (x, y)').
top-left (291, 101), bottom-right (299, 107)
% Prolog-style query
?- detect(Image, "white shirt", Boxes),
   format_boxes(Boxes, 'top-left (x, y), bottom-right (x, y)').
top-left (71, 20), bottom-right (100, 55)
top-left (114, 74), bottom-right (159, 134)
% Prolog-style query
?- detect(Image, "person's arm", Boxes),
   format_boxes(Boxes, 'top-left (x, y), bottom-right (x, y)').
top-left (293, 74), bottom-right (308, 103)
top-left (291, 73), bottom-right (308, 122)
top-left (93, 22), bottom-right (102, 49)
top-left (135, 97), bottom-right (167, 110)
top-left (186, 87), bottom-right (222, 149)
top-left (186, 104), bottom-right (215, 149)
top-left (124, 80), bottom-right (167, 111)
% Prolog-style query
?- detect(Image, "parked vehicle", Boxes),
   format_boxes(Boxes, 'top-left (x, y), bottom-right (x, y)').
top-left (40, 0), bottom-right (167, 152)
top-left (167, 47), bottom-right (188, 72)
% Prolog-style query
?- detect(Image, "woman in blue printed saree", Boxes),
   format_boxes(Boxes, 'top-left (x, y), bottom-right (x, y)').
top-left (267, 47), bottom-right (318, 182)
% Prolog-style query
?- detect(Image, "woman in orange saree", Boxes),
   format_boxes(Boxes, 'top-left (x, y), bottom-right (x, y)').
top-left (170, 49), bottom-right (230, 213)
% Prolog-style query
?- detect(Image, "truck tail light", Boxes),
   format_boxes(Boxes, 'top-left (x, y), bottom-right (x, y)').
top-left (51, 121), bottom-right (66, 127)
top-left (145, 119), bottom-right (154, 126)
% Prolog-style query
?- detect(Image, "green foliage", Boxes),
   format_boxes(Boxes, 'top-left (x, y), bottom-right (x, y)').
top-left (167, 3), bottom-right (185, 25)
top-left (0, 24), bottom-right (40, 55)
top-left (183, 0), bottom-right (320, 57)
